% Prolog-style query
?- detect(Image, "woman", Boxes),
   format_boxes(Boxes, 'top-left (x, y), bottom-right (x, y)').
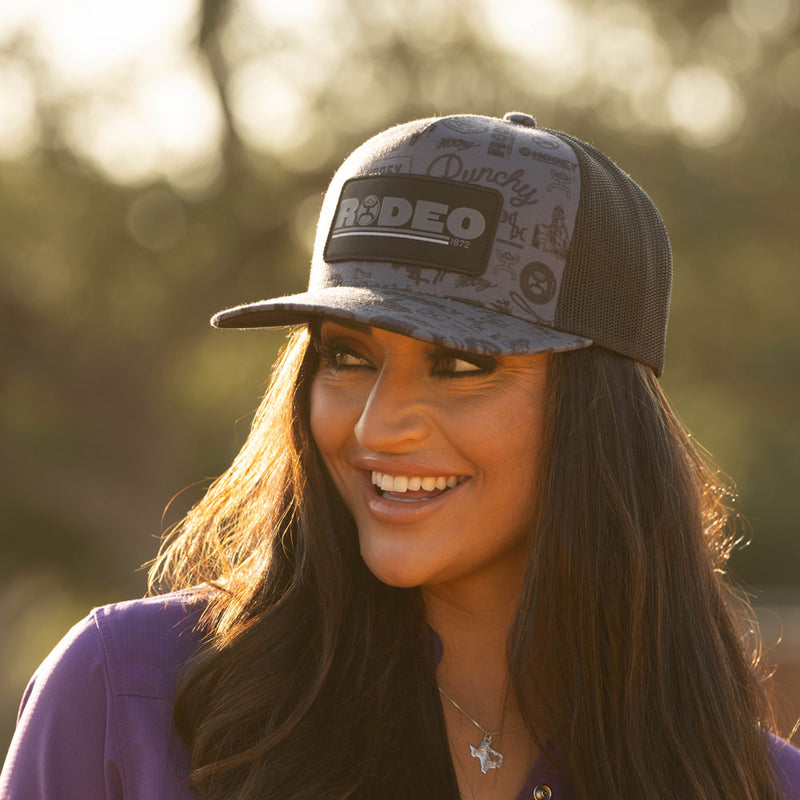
top-left (3, 112), bottom-right (799, 800)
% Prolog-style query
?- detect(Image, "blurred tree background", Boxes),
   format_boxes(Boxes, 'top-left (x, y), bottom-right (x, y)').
top-left (1, 0), bottom-right (798, 751)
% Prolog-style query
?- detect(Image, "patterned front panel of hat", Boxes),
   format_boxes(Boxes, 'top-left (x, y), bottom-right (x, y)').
top-left (311, 115), bottom-right (581, 331)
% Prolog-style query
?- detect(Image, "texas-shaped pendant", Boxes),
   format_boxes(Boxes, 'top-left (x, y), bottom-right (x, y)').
top-left (470, 733), bottom-right (504, 773)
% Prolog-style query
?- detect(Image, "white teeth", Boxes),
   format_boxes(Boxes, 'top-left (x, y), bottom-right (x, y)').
top-left (370, 470), bottom-right (464, 494)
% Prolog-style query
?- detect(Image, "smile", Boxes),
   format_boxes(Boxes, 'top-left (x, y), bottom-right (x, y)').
top-left (370, 470), bottom-right (465, 499)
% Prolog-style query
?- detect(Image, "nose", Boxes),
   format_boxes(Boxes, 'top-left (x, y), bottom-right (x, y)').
top-left (353, 364), bottom-right (432, 453)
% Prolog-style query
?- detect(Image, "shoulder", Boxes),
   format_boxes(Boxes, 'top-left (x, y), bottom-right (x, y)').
top-left (19, 587), bottom-right (208, 709)
top-left (769, 734), bottom-right (800, 799)
top-left (89, 588), bottom-right (208, 699)
top-left (1, 589), bottom-right (208, 799)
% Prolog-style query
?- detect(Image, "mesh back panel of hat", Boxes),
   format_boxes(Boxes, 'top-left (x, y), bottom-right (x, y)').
top-left (551, 131), bottom-right (672, 375)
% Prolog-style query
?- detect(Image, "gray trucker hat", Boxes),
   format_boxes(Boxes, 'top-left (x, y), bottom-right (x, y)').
top-left (212, 112), bottom-right (672, 375)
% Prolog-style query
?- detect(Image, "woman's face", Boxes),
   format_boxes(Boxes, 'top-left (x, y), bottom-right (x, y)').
top-left (310, 321), bottom-right (549, 597)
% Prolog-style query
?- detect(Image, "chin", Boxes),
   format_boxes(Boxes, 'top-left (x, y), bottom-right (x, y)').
top-left (361, 555), bottom-right (426, 589)
top-left (358, 541), bottom-right (436, 589)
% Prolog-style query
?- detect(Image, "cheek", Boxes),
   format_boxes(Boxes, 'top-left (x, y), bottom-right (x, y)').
top-left (309, 380), bottom-right (334, 456)
top-left (482, 396), bottom-right (546, 492)
top-left (309, 379), bottom-right (357, 465)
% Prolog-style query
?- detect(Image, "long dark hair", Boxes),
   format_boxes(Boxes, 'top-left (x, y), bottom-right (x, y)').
top-left (150, 326), bottom-right (782, 799)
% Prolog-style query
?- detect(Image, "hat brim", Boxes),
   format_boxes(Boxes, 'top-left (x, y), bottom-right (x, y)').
top-left (211, 286), bottom-right (592, 357)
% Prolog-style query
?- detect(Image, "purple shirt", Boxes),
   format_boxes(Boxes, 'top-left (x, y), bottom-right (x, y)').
top-left (2, 591), bottom-right (800, 799)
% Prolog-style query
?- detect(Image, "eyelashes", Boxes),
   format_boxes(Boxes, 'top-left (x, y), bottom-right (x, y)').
top-left (314, 337), bottom-right (499, 378)
top-left (432, 352), bottom-right (498, 377)
top-left (314, 341), bottom-right (370, 373)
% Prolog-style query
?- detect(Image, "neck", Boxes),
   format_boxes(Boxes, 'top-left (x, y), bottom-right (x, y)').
top-left (425, 581), bottom-right (538, 799)
top-left (422, 573), bottom-right (523, 730)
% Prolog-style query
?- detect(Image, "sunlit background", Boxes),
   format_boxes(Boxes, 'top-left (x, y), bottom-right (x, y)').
top-left (1, 0), bottom-right (799, 752)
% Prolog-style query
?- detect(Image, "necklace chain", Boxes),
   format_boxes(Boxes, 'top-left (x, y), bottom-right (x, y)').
top-left (437, 687), bottom-right (526, 737)
top-left (438, 686), bottom-right (527, 774)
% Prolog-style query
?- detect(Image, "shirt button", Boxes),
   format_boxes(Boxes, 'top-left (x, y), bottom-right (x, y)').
top-left (532, 785), bottom-right (552, 800)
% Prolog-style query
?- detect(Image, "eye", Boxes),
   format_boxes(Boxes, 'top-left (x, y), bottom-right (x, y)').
top-left (432, 351), bottom-right (497, 377)
top-left (316, 341), bottom-right (372, 373)
top-left (332, 349), bottom-right (369, 368)
top-left (439, 356), bottom-right (483, 374)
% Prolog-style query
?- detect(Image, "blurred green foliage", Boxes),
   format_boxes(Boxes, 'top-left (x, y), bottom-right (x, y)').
top-left (1, 0), bottom-right (798, 753)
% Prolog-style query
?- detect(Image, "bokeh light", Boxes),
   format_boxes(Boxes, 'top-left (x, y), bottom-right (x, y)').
top-left (481, 0), bottom-right (586, 95)
top-left (228, 59), bottom-right (309, 155)
top-left (667, 65), bottom-right (744, 146)
top-left (730, 0), bottom-right (798, 36)
top-left (0, 58), bottom-right (39, 158)
top-left (11, 0), bottom-right (197, 89)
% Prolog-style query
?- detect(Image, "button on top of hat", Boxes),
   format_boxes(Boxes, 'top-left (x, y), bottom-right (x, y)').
top-left (503, 111), bottom-right (537, 127)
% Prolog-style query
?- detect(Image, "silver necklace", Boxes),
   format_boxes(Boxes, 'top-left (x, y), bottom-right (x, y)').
top-left (438, 687), bottom-right (527, 774)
